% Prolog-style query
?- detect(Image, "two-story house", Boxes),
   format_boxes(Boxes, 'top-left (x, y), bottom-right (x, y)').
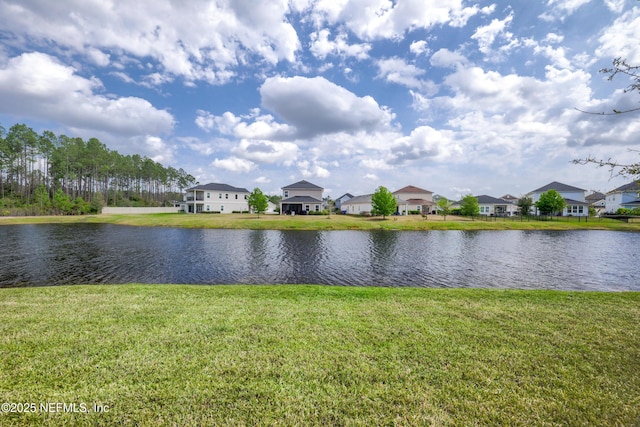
top-left (392, 185), bottom-right (433, 215)
top-left (280, 180), bottom-right (324, 215)
top-left (605, 182), bottom-right (640, 213)
top-left (183, 183), bottom-right (249, 213)
top-left (526, 181), bottom-right (588, 216)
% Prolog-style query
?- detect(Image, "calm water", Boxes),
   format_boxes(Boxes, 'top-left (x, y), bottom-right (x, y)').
top-left (0, 224), bottom-right (638, 290)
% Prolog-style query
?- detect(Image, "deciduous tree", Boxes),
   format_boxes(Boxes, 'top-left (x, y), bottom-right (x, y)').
top-left (460, 195), bottom-right (480, 217)
top-left (371, 186), bottom-right (397, 219)
top-left (517, 196), bottom-right (533, 217)
top-left (535, 190), bottom-right (566, 216)
top-left (248, 188), bottom-right (268, 216)
top-left (436, 197), bottom-right (452, 220)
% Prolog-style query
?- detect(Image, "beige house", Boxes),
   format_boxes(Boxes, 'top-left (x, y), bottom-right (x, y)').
top-left (393, 185), bottom-right (434, 215)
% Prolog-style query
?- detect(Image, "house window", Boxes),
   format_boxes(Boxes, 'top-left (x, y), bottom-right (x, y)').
top-left (221, 205), bottom-right (224, 211)
top-left (284, 190), bottom-right (289, 198)
top-left (206, 205), bottom-right (210, 211)
top-left (315, 205), bottom-right (319, 211)
top-left (207, 192), bottom-right (210, 199)
top-left (244, 195), bottom-right (247, 200)
top-left (305, 205), bottom-right (310, 212)
top-left (235, 194), bottom-right (238, 199)
top-left (579, 206), bottom-right (583, 214)
top-left (219, 193), bottom-right (222, 199)
top-left (225, 194), bottom-right (229, 199)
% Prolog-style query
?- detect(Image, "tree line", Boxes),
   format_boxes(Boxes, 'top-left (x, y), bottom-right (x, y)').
top-left (0, 122), bottom-right (198, 216)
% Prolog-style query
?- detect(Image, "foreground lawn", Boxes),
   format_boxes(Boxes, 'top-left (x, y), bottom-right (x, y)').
top-left (2, 212), bottom-right (640, 231)
top-left (1, 285), bottom-right (638, 426)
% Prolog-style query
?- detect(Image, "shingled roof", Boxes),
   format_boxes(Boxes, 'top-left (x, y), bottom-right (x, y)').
top-left (608, 181), bottom-right (640, 193)
top-left (530, 181), bottom-right (585, 193)
top-left (394, 185), bottom-right (433, 194)
top-left (188, 183), bottom-right (249, 192)
top-left (282, 180), bottom-right (323, 190)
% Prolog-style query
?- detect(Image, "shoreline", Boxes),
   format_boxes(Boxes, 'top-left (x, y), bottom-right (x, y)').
top-left (1, 212), bottom-right (639, 231)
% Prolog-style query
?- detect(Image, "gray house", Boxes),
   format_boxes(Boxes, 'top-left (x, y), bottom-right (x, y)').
top-left (280, 180), bottom-right (324, 215)
top-left (526, 181), bottom-right (588, 216)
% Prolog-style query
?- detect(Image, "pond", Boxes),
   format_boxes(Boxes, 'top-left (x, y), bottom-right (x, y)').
top-left (0, 224), bottom-right (638, 291)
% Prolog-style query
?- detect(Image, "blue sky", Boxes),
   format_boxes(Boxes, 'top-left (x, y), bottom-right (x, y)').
top-left (1, 0), bottom-right (639, 199)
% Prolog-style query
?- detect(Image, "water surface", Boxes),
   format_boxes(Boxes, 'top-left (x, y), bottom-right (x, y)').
top-left (1, 224), bottom-right (637, 291)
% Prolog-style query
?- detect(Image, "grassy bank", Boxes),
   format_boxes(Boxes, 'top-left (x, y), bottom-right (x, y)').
top-left (2, 212), bottom-right (640, 231)
top-left (1, 285), bottom-right (638, 426)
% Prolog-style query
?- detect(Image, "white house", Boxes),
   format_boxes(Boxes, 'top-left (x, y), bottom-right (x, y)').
top-left (341, 194), bottom-right (374, 215)
top-left (477, 195), bottom-right (517, 216)
top-left (280, 180), bottom-right (324, 215)
top-left (335, 193), bottom-right (354, 212)
top-left (526, 181), bottom-right (588, 217)
top-left (183, 183), bottom-right (249, 214)
top-left (393, 185), bottom-right (433, 214)
top-left (605, 182), bottom-right (640, 213)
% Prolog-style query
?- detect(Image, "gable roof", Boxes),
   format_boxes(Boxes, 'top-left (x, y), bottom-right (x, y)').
top-left (282, 180), bottom-right (323, 190)
top-left (476, 195), bottom-right (514, 204)
top-left (336, 193), bottom-right (354, 201)
top-left (609, 181), bottom-right (640, 193)
top-left (342, 194), bottom-right (372, 205)
top-left (394, 185), bottom-right (433, 194)
top-left (585, 191), bottom-right (605, 202)
top-left (188, 183), bottom-right (249, 192)
top-left (529, 181), bottom-right (586, 194)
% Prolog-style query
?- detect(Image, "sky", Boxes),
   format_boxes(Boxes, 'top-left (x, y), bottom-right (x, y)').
top-left (0, 0), bottom-right (639, 200)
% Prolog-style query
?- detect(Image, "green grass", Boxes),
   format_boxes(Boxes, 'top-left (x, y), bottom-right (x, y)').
top-left (1, 285), bottom-right (638, 426)
top-left (2, 212), bottom-right (640, 231)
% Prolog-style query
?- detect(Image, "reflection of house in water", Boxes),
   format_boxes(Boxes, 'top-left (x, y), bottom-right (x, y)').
top-left (280, 180), bottom-right (324, 215)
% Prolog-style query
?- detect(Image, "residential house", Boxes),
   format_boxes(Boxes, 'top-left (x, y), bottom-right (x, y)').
top-left (335, 193), bottom-right (354, 212)
top-left (477, 195), bottom-right (517, 216)
top-left (341, 194), bottom-right (374, 215)
top-left (605, 182), bottom-right (640, 213)
top-left (393, 185), bottom-right (434, 215)
top-left (280, 180), bottom-right (324, 215)
top-left (526, 181), bottom-right (588, 216)
top-left (585, 191), bottom-right (606, 216)
top-left (183, 183), bottom-right (249, 213)
top-left (342, 192), bottom-right (410, 216)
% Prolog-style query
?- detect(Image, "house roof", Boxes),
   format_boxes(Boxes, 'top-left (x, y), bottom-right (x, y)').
top-left (585, 191), bottom-right (605, 202)
top-left (282, 180), bottom-right (323, 190)
top-left (621, 198), bottom-right (640, 206)
top-left (281, 195), bottom-right (323, 204)
top-left (342, 194), bottom-right (372, 205)
top-left (477, 195), bottom-right (514, 204)
top-left (501, 194), bottom-right (518, 200)
top-left (336, 193), bottom-right (354, 201)
top-left (394, 185), bottom-right (433, 194)
top-left (188, 183), bottom-right (249, 192)
top-left (564, 198), bottom-right (589, 206)
top-left (608, 181), bottom-right (640, 194)
top-left (529, 181), bottom-right (586, 193)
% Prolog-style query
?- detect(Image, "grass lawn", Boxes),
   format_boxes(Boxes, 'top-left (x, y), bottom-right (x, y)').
top-left (1, 285), bottom-right (638, 426)
top-left (1, 212), bottom-right (640, 231)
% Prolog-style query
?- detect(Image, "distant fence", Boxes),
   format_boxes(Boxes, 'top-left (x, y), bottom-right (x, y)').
top-left (101, 207), bottom-right (182, 214)
top-left (470, 214), bottom-right (639, 223)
